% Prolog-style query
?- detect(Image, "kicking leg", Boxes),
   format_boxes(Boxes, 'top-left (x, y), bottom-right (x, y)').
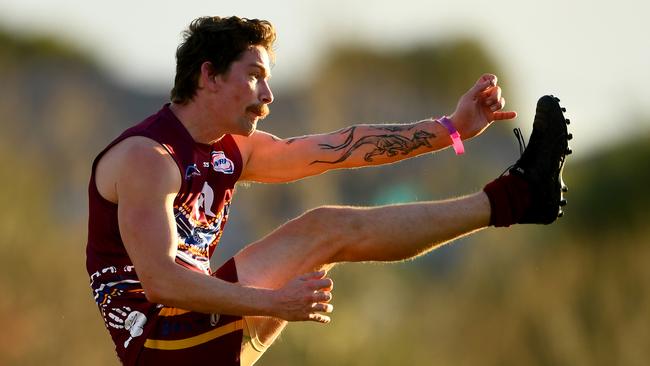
top-left (233, 190), bottom-right (491, 359)
top-left (234, 94), bottom-right (573, 364)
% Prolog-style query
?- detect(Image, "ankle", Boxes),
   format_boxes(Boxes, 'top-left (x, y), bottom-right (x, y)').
top-left (483, 174), bottom-right (531, 227)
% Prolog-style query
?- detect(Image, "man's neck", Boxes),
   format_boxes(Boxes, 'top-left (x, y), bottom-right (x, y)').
top-left (169, 101), bottom-right (226, 145)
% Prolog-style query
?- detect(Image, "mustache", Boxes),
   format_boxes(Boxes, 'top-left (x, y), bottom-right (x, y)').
top-left (246, 104), bottom-right (270, 119)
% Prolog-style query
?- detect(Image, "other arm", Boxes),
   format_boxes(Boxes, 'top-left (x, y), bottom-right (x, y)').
top-left (98, 136), bottom-right (333, 322)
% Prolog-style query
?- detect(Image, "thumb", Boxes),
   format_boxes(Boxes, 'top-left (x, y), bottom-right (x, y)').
top-left (470, 74), bottom-right (497, 96)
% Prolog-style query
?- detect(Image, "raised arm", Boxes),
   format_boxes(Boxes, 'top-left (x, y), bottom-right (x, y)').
top-left (237, 74), bottom-right (517, 183)
top-left (96, 136), bottom-right (333, 322)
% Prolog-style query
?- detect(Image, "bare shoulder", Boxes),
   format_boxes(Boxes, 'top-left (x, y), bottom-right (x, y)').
top-left (231, 130), bottom-right (282, 180)
top-left (231, 133), bottom-right (254, 160)
top-left (95, 136), bottom-right (181, 203)
top-left (232, 130), bottom-right (280, 153)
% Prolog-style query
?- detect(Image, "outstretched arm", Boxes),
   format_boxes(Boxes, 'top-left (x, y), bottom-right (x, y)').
top-left (237, 74), bottom-right (517, 183)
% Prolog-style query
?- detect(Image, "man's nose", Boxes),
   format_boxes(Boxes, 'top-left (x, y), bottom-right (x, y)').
top-left (260, 80), bottom-right (274, 104)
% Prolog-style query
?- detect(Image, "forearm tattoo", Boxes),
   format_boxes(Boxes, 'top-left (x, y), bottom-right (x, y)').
top-left (311, 125), bottom-right (435, 165)
top-left (369, 124), bottom-right (417, 133)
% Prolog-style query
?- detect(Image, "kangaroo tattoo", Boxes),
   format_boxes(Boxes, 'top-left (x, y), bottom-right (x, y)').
top-left (311, 128), bottom-right (435, 164)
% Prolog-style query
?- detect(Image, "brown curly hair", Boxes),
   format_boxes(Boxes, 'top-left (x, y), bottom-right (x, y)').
top-left (170, 16), bottom-right (276, 104)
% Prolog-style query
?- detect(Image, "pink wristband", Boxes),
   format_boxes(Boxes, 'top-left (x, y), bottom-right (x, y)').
top-left (435, 116), bottom-right (465, 155)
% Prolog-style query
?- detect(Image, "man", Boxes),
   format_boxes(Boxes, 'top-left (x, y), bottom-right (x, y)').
top-left (86, 16), bottom-right (571, 365)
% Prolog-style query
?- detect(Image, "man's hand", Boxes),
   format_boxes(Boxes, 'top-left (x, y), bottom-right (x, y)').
top-left (450, 74), bottom-right (517, 140)
top-left (270, 271), bottom-right (334, 323)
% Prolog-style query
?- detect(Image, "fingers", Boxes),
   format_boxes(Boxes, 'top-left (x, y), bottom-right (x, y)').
top-left (486, 98), bottom-right (517, 122)
top-left (305, 283), bottom-right (333, 324)
top-left (469, 73), bottom-right (497, 96)
top-left (478, 73), bottom-right (497, 87)
top-left (279, 271), bottom-right (335, 323)
top-left (309, 289), bottom-right (333, 317)
top-left (493, 110), bottom-right (518, 121)
top-left (305, 278), bottom-right (333, 293)
top-left (487, 96), bottom-right (504, 112)
top-left (454, 73), bottom-right (516, 133)
top-left (312, 289), bottom-right (332, 302)
top-left (479, 86), bottom-right (502, 109)
top-left (480, 88), bottom-right (517, 120)
top-left (296, 270), bottom-right (333, 291)
top-left (297, 270), bottom-right (326, 281)
top-left (311, 302), bottom-right (334, 313)
top-left (480, 87), bottom-right (518, 120)
top-left (308, 313), bottom-right (331, 323)
top-left (307, 300), bottom-right (334, 324)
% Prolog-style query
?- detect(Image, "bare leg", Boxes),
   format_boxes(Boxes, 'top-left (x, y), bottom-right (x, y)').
top-left (234, 191), bottom-right (490, 350)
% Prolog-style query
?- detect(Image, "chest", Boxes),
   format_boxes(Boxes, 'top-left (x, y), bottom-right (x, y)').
top-left (175, 147), bottom-right (239, 224)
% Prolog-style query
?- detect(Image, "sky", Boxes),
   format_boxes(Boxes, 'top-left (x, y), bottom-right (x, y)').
top-left (2, 0), bottom-right (649, 158)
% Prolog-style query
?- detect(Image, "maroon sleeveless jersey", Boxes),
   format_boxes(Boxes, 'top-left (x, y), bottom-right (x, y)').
top-left (86, 104), bottom-right (243, 365)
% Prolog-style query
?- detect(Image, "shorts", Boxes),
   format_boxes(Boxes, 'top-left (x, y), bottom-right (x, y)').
top-left (135, 258), bottom-right (268, 366)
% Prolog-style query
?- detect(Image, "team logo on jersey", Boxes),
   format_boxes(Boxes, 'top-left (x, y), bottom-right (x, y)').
top-left (184, 164), bottom-right (201, 180)
top-left (211, 151), bottom-right (234, 174)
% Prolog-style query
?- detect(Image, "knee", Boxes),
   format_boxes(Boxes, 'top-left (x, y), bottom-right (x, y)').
top-left (297, 205), bottom-right (365, 256)
top-left (301, 205), bottom-right (361, 235)
top-left (292, 206), bottom-right (339, 241)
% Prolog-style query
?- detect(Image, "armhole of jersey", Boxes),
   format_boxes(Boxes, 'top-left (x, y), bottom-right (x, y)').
top-left (90, 147), bottom-right (119, 208)
top-left (222, 134), bottom-right (244, 182)
top-left (152, 139), bottom-right (184, 182)
top-left (90, 134), bottom-right (183, 207)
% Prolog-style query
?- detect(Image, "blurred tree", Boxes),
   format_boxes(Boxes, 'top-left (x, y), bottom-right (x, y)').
top-left (0, 27), bottom-right (92, 70)
top-left (0, 27), bottom-right (161, 366)
top-left (561, 129), bottom-right (650, 239)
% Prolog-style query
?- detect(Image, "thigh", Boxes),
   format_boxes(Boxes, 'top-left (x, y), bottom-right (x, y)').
top-left (234, 207), bottom-right (341, 289)
top-left (232, 208), bottom-right (342, 348)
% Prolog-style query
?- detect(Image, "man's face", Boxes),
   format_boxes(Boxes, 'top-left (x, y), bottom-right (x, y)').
top-left (214, 45), bottom-right (274, 136)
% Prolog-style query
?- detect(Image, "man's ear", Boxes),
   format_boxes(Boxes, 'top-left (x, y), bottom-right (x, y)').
top-left (199, 61), bottom-right (220, 91)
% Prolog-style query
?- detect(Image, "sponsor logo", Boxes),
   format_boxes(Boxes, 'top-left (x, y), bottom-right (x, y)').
top-left (211, 151), bottom-right (234, 174)
top-left (184, 164), bottom-right (201, 180)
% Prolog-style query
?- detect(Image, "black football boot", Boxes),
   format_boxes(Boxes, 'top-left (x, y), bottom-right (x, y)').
top-left (509, 95), bottom-right (573, 224)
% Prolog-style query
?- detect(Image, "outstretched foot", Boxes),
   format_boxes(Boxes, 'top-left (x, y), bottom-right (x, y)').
top-left (483, 95), bottom-right (572, 227)
top-left (510, 95), bottom-right (572, 224)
